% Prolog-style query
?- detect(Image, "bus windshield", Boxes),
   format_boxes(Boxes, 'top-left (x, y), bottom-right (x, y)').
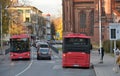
top-left (10, 38), bottom-right (30, 52)
top-left (63, 38), bottom-right (91, 53)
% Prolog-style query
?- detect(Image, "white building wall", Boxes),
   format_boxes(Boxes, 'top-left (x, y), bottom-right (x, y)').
top-left (45, 14), bottom-right (51, 40)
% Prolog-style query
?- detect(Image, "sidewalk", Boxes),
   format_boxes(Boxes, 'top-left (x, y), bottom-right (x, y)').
top-left (91, 50), bottom-right (120, 76)
top-left (0, 46), bottom-right (9, 62)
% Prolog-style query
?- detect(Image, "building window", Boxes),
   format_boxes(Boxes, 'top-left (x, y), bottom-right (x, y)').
top-left (101, 7), bottom-right (105, 16)
top-left (18, 9), bottom-right (23, 13)
top-left (26, 17), bottom-right (30, 22)
top-left (80, 11), bottom-right (86, 28)
top-left (26, 10), bottom-right (30, 13)
top-left (90, 10), bottom-right (94, 36)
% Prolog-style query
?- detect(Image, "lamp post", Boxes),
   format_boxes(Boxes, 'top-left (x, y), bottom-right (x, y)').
top-left (98, 0), bottom-right (103, 63)
top-left (99, 0), bottom-right (102, 49)
top-left (0, 4), bottom-right (3, 55)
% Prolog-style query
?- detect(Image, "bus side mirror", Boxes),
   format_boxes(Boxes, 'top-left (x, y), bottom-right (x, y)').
top-left (90, 44), bottom-right (92, 50)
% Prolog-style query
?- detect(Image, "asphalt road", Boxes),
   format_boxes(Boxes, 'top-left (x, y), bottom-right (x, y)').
top-left (0, 46), bottom-right (96, 76)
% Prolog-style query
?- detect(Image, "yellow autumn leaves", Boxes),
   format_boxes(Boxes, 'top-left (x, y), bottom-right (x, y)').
top-left (53, 17), bottom-right (63, 40)
top-left (9, 24), bottom-right (26, 35)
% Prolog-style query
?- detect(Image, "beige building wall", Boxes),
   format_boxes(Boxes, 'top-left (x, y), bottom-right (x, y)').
top-left (8, 6), bottom-right (42, 23)
top-left (104, 0), bottom-right (111, 14)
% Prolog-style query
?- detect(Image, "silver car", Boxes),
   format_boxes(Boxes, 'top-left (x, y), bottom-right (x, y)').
top-left (37, 48), bottom-right (52, 60)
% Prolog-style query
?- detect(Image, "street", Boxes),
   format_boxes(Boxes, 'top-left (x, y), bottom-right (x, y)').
top-left (0, 46), bottom-right (96, 76)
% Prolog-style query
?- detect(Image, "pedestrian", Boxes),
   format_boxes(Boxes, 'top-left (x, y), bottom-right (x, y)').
top-left (116, 53), bottom-right (120, 69)
top-left (113, 46), bottom-right (120, 56)
top-left (98, 47), bottom-right (104, 63)
top-left (98, 48), bottom-right (100, 55)
top-left (112, 46), bottom-right (120, 73)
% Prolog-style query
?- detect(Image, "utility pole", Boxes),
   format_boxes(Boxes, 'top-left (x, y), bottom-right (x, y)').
top-left (99, 0), bottom-right (102, 63)
top-left (0, 3), bottom-right (3, 55)
top-left (99, 0), bottom-right (102, 49)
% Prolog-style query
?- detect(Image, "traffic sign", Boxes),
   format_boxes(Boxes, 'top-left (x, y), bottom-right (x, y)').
top-left (109, 23), bottom-right (120, 40)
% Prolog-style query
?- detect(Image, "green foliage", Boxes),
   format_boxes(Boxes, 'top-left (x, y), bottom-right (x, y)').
top-left (116, 40), bottom-right (120, 49)
top-left (103, 40), bottom-right (111, 53)
top-left (103, 40), bottom-right (120, 53)
top-left (0, 0), bottom-right (11, 34)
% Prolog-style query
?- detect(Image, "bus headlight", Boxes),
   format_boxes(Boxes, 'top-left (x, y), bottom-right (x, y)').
top-left (63, 54), bottom-right (66, 57)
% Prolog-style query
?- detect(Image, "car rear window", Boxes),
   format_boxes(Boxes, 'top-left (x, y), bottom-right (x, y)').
top-left (40, 44), bottom-right (49, 48)
top-left (39, 49), bottom-right (49, 52)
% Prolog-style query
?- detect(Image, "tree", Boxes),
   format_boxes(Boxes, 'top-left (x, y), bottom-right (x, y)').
top-left (0, 0), bottom-right (12, 34)
top-left (52, 17), bottom-right (63, 40)
top-left (51, 21), bottom-right (56, 40)
top-left (8, 8), bottom-right (26, 35)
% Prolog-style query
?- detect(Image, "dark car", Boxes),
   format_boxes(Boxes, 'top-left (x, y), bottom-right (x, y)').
top-left (37, 48), bottom-right (52, 60)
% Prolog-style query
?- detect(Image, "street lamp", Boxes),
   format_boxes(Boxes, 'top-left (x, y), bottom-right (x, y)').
top-left (99, 0), bottom-right (102, 49)
top-left (0, 4), bottom-right (3, 55)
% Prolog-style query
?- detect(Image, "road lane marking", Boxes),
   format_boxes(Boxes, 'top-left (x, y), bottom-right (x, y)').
top-left (15, 49), bottom-right (34, 76)
top-left (53, 65), bottom-right (62, 70)
top-left (15, 60), bottom-right (33, 76)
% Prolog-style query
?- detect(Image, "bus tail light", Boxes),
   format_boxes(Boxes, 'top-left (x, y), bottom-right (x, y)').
top-left (11, 54), bottom-right (16, 56)
top-left (26, 53), bottom-right (30, 56)
top-left (11, 54), bottom-right (14, 56)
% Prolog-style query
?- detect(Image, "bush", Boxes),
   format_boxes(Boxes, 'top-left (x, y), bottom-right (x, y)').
top-left (103, 40), bottom-right (111, 53)
top-left (102, 40), bottom-right (120, 53)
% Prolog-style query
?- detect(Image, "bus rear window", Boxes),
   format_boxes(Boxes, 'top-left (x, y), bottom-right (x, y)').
top-left (64, 38), bottom-right (89, 45)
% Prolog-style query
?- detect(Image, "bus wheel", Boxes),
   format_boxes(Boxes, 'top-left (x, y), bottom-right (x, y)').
top-left (48, 57), bottom-right (51, 60)
top-left (62, 66), bottom-right (67, 68)
top-left (90, 64), bottom-right (94, 69)
top-left (27, 58), bottom-right (31, 60)
top-left (11, 59), bottom-right (15, 61)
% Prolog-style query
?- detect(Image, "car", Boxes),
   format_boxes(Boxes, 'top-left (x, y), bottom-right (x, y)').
top-left (37, 48), bottom-right (52, 60)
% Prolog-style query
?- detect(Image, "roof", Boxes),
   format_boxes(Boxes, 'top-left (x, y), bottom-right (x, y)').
top-left (64, 33), bottom-right (91, 38)
top-left (8, 6), bottom-right (43, 13)
top-left (113, 10), bottom-right (120, 16)
top-left (46, 14), bottom-right (50, 16)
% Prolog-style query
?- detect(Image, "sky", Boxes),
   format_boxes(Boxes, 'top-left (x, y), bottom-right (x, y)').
top-left (23, 0), bottom-right (62, 17)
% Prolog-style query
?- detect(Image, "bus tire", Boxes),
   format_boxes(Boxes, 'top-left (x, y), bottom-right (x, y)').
top-left (62, 66), bottom-right (67, 68)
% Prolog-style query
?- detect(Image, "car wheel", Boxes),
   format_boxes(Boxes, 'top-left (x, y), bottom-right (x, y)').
top-left (48, 57), bottom-right (51, 60)
top-left (37, 56), bottom-right (39, 60)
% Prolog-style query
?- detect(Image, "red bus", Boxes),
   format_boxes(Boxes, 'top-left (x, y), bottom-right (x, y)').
top-left (10, 34), bottom-right (31, 60)
top-left (62, 33), bottom-right (92, 68)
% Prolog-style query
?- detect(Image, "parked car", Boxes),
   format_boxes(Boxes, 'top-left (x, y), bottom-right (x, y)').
top-left (37, 48), bottom-right (52, 60)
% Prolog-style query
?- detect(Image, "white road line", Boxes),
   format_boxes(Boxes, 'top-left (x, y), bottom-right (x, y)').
top-left (53, 65), bottom-right (61, 70)
top-left (15, 49), bottom-right (34, 76)
top-left (15, 60), bottom-right (33, 76)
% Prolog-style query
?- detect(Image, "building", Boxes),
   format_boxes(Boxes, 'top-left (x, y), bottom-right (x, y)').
top-left (7, 6), bottom-right (46, 39)
top-left (62, 0), bottom-right (120, 45)
top-left (43, 14), bottom-right (51, 41)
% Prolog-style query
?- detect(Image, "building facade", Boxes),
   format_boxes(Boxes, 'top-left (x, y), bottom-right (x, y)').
top-left (45, 14), bottom-right (51, 41)
top-left (63, 0), bottom-right (120, 44)
top-left (7, 6), bottom-right (46, 39)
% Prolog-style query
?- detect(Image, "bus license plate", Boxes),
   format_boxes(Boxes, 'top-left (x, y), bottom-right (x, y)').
top-left (73, 64), bottom-right (79, 67)
top-left (19, 57), bottom-right (22, 58)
